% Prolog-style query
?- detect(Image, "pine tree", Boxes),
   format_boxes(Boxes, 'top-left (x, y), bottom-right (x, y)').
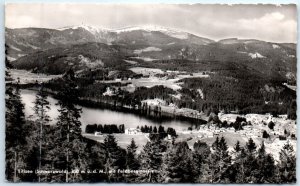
top-left (192, 140), bottom-right (211, 182)
top-left (253, 141), bottom-right (276, 183)
top-left (245, 138), bottom-right (256, 154)
top-left (125, 139), bottom-right (140, 183)
top-left (51, 74), bottom-right (88, 182)
top-left (263, 154), bottom-right (276, 182)
top-left (209, 136), bottom-right (231, 183)
top-left (39, 126), bottom-right (61, 182)
top-left (231, 147), bottom-right (247, 183)
top-left (257, 141), bottom-right (266, 158)
top-left (158, 125), bottom-right (165, 133)
top-left (85, 141), bottom-right (106, 182)
top-left (149, 126), bottom-right (153, 133)
top-left (6, 86), bottom-right (28, 182)
top-left (126, 139), bottom-right (139, 170)
top-left (243, 138), bottom-right (258, 183)
top-left (104, 135), bottom-right (127, 182)
top-left (32, 86), bottom-right (51, 182)
top-left (138, 136), bottom-right (166, 183)
top-left (234, 138), bottom-right (260, 183)
top-left (164, 141), bottom-right (195, 183)
top-left (234, 141), bottom-right (241, 153)
top-left (277, 142), bottom-right (296, 183)
top-left (153, 126), bottom-right (158, 133)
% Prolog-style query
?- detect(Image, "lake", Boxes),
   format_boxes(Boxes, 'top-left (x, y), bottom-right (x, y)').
top-left (21, 89), bottom-right (196, 132)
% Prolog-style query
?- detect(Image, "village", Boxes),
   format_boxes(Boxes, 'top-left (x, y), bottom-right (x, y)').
top-left (83, 112), bottom-right (296, 161)
top-left (11, 68), bottom-right (296, 162)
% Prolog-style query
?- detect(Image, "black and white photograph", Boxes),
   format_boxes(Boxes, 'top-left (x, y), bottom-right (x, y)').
top-left (5, 3), bottom-right (297, 183)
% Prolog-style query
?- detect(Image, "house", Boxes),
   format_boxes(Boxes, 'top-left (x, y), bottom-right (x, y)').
top-left (228, 128), bottom-right (235, 132)
top-left (207, 132), bottom-right (214, 138)
top-left (213, 129), bottom-right (220, 136)
top-left (125, 128), bottom-right (141, 135)
top-left (243, 126), bottom-right (253, 130)
top-left (182, 130), bottom-right (192, 134)
top-left (246, 133), bottom-right (255, 138)
top-left (94, 132), bottom-right (102, 136)
top-left (198, 134), bottom-right (204, 139)
top-left (103, 87), bottom-right (115, 96)
top-left (213, 132), bottom-right (220, 137)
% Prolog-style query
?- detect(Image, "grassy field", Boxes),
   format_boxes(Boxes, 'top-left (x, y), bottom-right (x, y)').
top-left (84, 131), bottom-right (255, 153)
top-left (9, 69), bottom-right (61, 84)
top-left (130, 77), bottom-right (182, 90)
top-left (83, 129), bottom-right (295, 161)
top-left (83, 133), bottom-right (150, 153)
top-left (126, 67), bottom-right (209, 91)
top-left (177, 132), bottom-right (250, 150)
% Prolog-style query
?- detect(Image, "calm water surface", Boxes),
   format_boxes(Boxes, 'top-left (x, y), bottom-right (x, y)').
top-left (21, 89), bottom-right (194, 131)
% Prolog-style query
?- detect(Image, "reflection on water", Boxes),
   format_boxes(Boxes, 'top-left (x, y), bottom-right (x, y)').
top-left (21, 89), bottom-right (194, 131)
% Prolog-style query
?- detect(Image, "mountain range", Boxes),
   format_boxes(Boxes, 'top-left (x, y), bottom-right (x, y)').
top-left (5, 25), bottom-right (297, 81)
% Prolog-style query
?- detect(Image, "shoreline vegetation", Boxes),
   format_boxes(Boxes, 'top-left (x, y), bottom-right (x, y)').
top-left (6, 61), bottom-right (296, 184)
top-left (5, 6), bottom-right (297, 183)
top-left (6, 68), bottom-right (297, 183)
top-left (9, 65), bottom-right (297, 121)
top-left (12, 82), bottom-right (208, 125)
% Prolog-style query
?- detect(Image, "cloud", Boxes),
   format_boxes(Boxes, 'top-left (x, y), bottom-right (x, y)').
top-left (270, 12), bottom-right (285, 20)
top-left (235, 12), bottom-right (297, 42)
top-left (237, 12), bottom-right (286, 29)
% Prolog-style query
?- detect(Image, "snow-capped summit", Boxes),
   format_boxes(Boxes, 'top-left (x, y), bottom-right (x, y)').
top-left (57, 24), bottom-right (200, 40)
top-left (113, 25), bottom-right (189, 39)
top-left (57, 24), bottom-right (111, 35)
top-left (114, 25), bottom-right (173, 32)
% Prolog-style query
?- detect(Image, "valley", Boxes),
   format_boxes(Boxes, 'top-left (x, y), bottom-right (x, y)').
top-left (4, 3), bottom-right (298, 183)
top-left (20, 89), bottom-right (297, 162)
top-left (9, 69), bottom-right (62, 84)
top-left (6, 24), bottom-right (297, 181)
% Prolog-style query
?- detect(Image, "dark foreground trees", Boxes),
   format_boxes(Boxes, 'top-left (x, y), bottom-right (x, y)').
top-left (125, 138), bottom-right (140, 182)
top-left (277, 142), bottom-right (296, 183)
top-left (6, 85), bottom-right (28, 182)
top-left (164, 141), bottom-right (195, 183)
top-left (49, 72), bottom-right (88, 182)
top-left (32, 86), bottom-right (51, 182)
top-left (103, 134), bottom-right (126, 182)
top-left (5, 72), bottom-right (296, 183)
top-left (138, 134), bottom-right (166, 183)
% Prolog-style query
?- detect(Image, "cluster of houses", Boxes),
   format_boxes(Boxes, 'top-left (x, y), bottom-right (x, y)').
top-left (193, 125), bottom-right (235, 139)
top-left (102, 87), bottom-right (116, 96)
top-left (239, 126), bottom-right (262, 138)
top-left (218, 113), bottom-right (296, 140)
top-left (92, 128), bottom-right (142, 136)
top-left (124, 128), bottom-right (142, 135)
top-left (91, 112), bottom-right (296, 146)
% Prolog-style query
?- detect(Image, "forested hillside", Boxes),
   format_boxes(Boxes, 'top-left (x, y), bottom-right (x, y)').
top-left (5, 75), bottom-right (296, 183)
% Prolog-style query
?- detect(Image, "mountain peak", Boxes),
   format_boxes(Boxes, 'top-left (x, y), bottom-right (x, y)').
top-left (114, 25), bottom-right (189, 39)
top-left (114, 25), bottom-right (171, 32)
top-left (57, 24), bottom-right (111, 34)
top-left (56, 24), bottom-right (190, 39)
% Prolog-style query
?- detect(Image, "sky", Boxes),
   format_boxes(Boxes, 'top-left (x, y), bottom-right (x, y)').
top-left (5, 3), bottom-right (297, 43)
